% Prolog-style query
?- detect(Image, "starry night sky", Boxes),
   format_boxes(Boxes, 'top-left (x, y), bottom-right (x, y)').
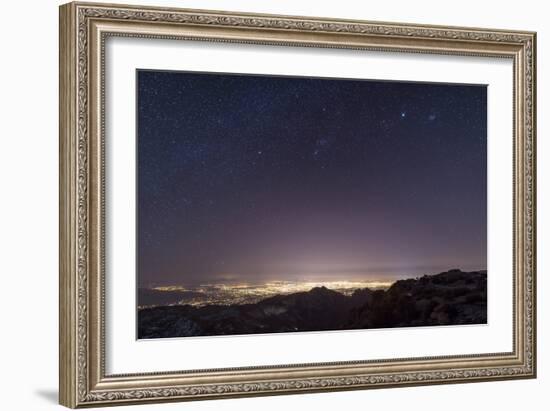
top-left (137, 70), bottom-right (487, 287)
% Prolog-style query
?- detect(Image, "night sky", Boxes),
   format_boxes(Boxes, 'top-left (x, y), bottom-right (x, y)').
top-left (137, 70), bottom-right (487, 287)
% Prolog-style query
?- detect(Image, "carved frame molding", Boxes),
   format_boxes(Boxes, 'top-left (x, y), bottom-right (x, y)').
top-left (59, 2), bottom-right (536, 407)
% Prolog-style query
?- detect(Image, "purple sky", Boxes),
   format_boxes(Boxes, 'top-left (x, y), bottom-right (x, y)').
top-left (137, 70), bottom-right (487, 286)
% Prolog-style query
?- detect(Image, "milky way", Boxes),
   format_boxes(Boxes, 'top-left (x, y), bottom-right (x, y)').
top-left (137, 70), bottom-right (487, 287)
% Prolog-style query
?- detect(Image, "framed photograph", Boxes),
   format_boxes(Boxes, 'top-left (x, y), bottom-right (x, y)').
top-left (59, 2), bottom-right (536, 408)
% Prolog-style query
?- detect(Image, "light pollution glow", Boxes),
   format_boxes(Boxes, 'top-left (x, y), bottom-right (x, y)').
top-left (142, 279), bottom-right (395, 308)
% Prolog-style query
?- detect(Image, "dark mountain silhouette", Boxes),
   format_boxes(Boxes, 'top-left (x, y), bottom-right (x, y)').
top-left (138, 269), bottom-right (487, 339)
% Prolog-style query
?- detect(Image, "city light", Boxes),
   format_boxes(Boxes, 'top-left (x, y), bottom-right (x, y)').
top-left (142, 279), bottom-right (395, 308)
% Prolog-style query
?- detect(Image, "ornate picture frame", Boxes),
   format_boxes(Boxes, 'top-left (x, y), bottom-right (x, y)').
top-left (59, 1), bottom-right (536, 408)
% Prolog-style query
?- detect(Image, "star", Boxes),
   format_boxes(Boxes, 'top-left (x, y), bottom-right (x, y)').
top-left (400, 111), bottom-right (407, 119)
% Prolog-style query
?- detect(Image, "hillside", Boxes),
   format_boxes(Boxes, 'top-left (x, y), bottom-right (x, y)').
top-left (138, 269), bottom-right (487, 339)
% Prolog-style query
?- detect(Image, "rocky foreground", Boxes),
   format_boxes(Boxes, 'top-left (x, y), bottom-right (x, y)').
top-left (138, 269), bottom-right (487, 339)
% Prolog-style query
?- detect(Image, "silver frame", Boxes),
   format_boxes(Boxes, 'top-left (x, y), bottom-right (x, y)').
top-left (59, 2), bottom-right (536, 408)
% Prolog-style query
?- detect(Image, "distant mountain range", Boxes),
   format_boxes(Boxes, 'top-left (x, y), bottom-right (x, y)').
top-left (138, 269), bottom-right (487, 339)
